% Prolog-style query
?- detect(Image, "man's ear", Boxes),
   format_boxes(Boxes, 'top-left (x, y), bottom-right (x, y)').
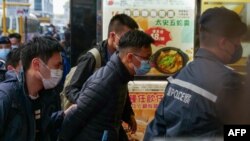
top-left (126, 53), bottom-right (134, 63)
top-left (31, 58), bottom-right (40, 71)
top-left (109, 32), bottom-right (116, 41)
top-left (218, 37), bottom-right (227, 49)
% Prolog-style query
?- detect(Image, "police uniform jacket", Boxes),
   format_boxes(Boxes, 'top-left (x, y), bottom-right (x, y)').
top-left (144, 48), bottom-right (244, 140)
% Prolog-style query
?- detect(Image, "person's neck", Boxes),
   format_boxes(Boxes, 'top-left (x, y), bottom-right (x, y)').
top-left (25, 70), bottom-right (42, 97)
top-left (200, 46), bottom-right (225, 63)
top-left (120, 54), bottom-right (135, 76)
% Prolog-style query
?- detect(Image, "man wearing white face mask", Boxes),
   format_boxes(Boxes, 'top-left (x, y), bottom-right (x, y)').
top-left (0, 36), bottom-right (69, 141)
top-left (45, 24), bottom-right (61, 41)
top-left (39, 58), bottom-right (63, 89)
top-left (8, 33), bottom-right (22, 49)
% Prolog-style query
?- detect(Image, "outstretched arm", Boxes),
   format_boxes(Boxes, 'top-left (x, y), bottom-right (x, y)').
top-left (59, 81), bottom-right (109, 140)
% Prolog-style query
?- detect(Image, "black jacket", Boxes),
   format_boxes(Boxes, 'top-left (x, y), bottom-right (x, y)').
top-left (65, 40), bottom-right (134, 122)
top-left (0, 71), bottom-right (64, 141)
top-left (59, 53), bottom-right (133, 141)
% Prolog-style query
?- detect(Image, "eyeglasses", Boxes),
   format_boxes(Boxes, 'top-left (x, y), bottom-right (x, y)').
top-left (133, 53), bottom-right (152, 62)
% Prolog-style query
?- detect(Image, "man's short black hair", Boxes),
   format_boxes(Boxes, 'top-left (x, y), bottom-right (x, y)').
top-left (21, 36), bottom-right (62, 70)
top-left (8, 33), bottom-right (22, 40)
top-left (0, 36), bottom-right (10, 44)
top-left (108, 14), bottom-right (139, 36)
top-left (118, 30), bottom-right (154, 51)
top-left (6, 46), bottom-right (23, 68)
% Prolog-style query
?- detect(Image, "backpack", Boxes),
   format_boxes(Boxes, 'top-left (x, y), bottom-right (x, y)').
top-left (60, 48), bottom-right (101, 110)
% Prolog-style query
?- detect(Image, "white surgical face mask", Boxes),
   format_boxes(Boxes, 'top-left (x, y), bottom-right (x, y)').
top-left (11, 45), bottom-right (18, 49)
top-left (41, 69), bottom-right (63, 89)
top-left (39, 60), bottom-right (63, 89)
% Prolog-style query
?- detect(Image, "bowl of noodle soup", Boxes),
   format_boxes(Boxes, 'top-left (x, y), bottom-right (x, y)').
top-left (151, 47), bottom-right (188, 74)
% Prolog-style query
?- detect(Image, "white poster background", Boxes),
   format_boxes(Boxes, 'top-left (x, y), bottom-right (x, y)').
top-left (103, 0), bottom-right (196, 76)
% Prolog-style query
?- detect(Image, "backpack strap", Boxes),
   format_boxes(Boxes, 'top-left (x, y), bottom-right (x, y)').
top-left (60, 66), bottom-right (77, 110)
top-left (88, 48), bottom-right (101, 69)
top-left (60, 48), bottom-right (101, 110)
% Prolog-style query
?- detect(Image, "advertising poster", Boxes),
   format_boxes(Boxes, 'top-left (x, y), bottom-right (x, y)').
top-left (103, 0), bottom-right (196, 77)
top-left (201, 0), bottom-right (250, 74)
top-left (124, 81), bottom-right (167, 141)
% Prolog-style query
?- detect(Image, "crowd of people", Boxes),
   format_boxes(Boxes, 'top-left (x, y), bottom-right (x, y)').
top-left (0, 7), bottom-right (250, 141)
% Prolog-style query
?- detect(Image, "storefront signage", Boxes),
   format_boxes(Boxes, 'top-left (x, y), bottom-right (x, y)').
top-left (103, 0), bottom-right (196, 77)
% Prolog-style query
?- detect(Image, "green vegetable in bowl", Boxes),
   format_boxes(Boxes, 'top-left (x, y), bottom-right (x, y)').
top-left (159, 55), bottom-right (175, 67)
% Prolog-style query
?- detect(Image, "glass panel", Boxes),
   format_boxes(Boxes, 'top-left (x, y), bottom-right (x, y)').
top-left (34, 0), bottom-right (42, 11)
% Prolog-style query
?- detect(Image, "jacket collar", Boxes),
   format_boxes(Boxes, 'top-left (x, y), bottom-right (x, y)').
top-left (195, 48), bottom-right (223, 64)
top-left (96, 40), bottom-right (109, 64)
top-left (109, 52), bottom-right (134, 83)
top-left (10, 69), bottom-right (36, 140)
top-left (4, 70), bottom-right (18, 82)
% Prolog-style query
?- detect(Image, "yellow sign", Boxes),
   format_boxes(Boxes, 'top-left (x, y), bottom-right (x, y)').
top-left (201, 0), bottom-right (250, 13)
top-left (38, 17), bottom-right (51, 23)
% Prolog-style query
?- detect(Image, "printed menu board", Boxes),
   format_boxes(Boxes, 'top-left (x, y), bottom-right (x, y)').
top-left (123, 81), bottom-right (167, 141)
top-left (103, 0), bottom-right (196, 77)
top-left (201, 0), bottom-right (250, 74)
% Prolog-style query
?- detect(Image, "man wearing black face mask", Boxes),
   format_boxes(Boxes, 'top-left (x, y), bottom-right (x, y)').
top-left (144, 7), bottom-right (248, 140)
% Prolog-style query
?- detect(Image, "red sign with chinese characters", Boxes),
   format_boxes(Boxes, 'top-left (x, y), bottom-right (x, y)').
top-left (145, 27), bottom-right (172, 47)
top-left (129, 92), bottom-right (164, 109)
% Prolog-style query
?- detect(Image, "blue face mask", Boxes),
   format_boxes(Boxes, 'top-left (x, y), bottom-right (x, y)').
top-left (133, 55), bottom-right (151, 75)
top-left (0, 48), bottom-right (10, 60)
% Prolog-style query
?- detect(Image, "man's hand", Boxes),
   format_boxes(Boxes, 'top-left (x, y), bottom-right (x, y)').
top-left (64, 104), bottom-right (77, 115)
top-left (127, 115), bottom-right (137, 134)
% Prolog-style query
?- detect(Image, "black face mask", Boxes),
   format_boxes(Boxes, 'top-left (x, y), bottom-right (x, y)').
top-left (229, 44), bottom-right (243, 64)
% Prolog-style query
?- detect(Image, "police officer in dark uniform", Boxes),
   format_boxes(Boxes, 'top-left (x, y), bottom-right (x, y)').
top-left (144, 7), bottom-right (248, 140)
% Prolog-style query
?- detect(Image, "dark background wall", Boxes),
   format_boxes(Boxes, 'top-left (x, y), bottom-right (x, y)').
top-left (70, 0), bottom-right (97, 66)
